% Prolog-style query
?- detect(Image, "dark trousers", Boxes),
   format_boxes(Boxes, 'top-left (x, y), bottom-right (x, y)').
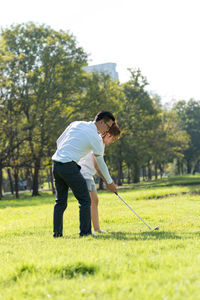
top-left (52, 160), bottom-right (91, 236)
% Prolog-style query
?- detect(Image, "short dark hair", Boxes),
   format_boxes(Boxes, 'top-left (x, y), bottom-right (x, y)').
top-left (94, 111), bottom-right (115, 123)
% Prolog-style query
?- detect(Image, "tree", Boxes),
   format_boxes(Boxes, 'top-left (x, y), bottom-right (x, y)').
top-left (120, 69), bottom-right (162, 182)
top-left (77, 72), bottom-right (122, 120)
top-left (0, 22), bottom-right (88, 196)
top-left (173, 99), bottom-right (200, 173)
top-left (0, 87), bottom-right (27, 198)
top-left (151, 110), bottom-right (189, 177)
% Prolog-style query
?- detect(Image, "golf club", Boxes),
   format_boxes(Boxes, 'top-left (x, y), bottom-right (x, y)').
top-left (115, 192), bottom-right (159, 231)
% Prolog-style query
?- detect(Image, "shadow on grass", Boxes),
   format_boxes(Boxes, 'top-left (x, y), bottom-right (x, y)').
top-left (0, 193), bottom-right (53, 209)
top-left (108, 185), bottom-right (200, 202)
top-left (114, 175), bottom-right (200, 192)
top-left (88, 231), bottom-right (187, 241)
top-left (2, 262), bottom-right (97, 286)
top-left (0, 192), bottom-right (76, 209)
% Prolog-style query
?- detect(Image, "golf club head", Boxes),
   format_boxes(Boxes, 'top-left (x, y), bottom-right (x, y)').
top-left (153, 226), bottom-right (159, 231)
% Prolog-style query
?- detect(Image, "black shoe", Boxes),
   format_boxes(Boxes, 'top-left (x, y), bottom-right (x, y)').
top-left (53, 233), bottom-right (63, 238)
top-left (79, 232), bottom-right (94, 238)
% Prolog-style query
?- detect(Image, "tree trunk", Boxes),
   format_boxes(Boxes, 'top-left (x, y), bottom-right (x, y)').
top-left (177, 159), bottom-right (181, 175)
top-left (49, 166), bottom-right (55, 194)
top-left (154, 162), bottom-right (158, 180)
top-left (98, 177), bottom-right (104, 190)
top-left (159, 163), bottom-right (164, 179)
top-left (117, 159), bottom-right (123, 186)
top-left (117, 145), bottom-right (123, 186)
top-left (192, 160), bottom-right (199, 175)
top-left (0, 165), bottom-right (3, 200)
top-left (180, 162), bottom-right (184, 175)
top-left (186, 159), bottom-right (192, 174)
top-left (26, 168), bottom-right (33, 191)
top-left (14, 167), bottom-right (19, 199)
top-left (32, 158), bottom-right (41, 196)
top-left (148, 160), bottom-right (152, 181)
top-left (197, 160), bottom-right (200, 173)
top-left (46, 169), bottom-right (50, 189)
top-left (7, 168), bottom-right (14, 194)
top-left (133, 161), bottom-right (140, 183)
top-left (142, 166), bottom-right (146, 181)
top-left (127, 165), bottom-right (131, 184)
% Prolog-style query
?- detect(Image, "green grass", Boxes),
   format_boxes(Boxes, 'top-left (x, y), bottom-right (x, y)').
top-left (1, 175), bottom-right (200, 299)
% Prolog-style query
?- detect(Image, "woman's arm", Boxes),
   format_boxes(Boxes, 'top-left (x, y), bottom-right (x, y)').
top-left (93, 154), bottom-right (107, 183)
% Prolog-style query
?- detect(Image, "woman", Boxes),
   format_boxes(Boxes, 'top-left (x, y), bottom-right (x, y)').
top-left (78, 123), bottom-right (121, 233)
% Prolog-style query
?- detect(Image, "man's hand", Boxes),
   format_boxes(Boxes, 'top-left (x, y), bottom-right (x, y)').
top-left (106, 182), bottom-right (117, 193)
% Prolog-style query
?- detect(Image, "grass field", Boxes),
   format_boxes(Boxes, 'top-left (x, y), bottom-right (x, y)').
top-left (1, 175), bottom-right (200, 300)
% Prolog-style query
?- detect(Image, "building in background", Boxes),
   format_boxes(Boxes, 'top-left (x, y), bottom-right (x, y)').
top-left (85, 62), bottom-right (119, 80)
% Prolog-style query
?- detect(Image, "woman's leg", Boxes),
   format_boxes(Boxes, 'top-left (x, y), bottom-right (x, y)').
top-left (89, 190), bottom-right (101, 232)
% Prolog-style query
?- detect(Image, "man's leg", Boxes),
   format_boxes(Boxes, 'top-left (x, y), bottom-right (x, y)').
top-left (53, 162), bottom-right (69, 237)
top-left (53, 161), bottom-right (91, 236)
top-left (68, 173), bottom-right (92, 236)
top-left (64, 163), bottom-right (91, 236)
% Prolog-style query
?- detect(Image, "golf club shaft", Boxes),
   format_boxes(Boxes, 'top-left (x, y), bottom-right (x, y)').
top-left (115, 193), bottom-right (152, 230)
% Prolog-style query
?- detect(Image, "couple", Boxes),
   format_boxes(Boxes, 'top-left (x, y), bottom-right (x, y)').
top-left (52, 111), bottom-right (121, 237)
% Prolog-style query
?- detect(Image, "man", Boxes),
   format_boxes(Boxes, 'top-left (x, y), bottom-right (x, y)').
top-left (52, 111), bottom-right (118, 237)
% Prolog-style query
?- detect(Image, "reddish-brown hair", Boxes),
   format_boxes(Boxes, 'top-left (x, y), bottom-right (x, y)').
top-left (108, 122), bottom-right (121, 138)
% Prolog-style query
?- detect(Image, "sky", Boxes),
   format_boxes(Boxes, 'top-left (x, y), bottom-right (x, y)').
top-left (0, 0), bottom-right (200, 104)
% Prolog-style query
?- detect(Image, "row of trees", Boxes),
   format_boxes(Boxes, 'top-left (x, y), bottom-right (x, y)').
top-left (0, 23), bottom-right (200, 199)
